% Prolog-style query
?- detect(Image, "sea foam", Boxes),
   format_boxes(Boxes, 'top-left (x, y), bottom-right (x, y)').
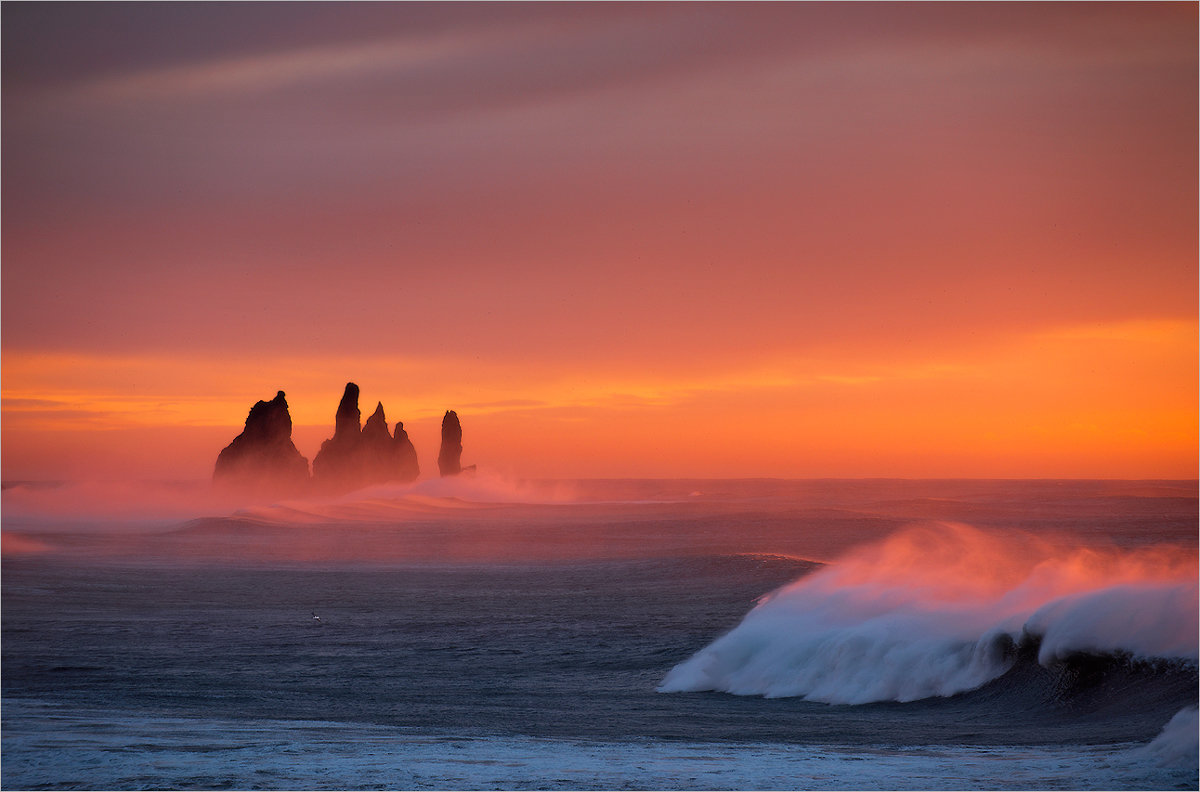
top-left (1129, 707), bottom-right (1200, 768)
top-left (659, 522), bottom-right (1197, 704)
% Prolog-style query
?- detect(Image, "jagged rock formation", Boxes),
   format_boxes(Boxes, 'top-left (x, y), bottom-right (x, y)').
top-left (213, 391), bottom-right (310, 495)
top-left (438, 410), bottom-right (463, 477)
top-left (312, 383), bottom-right (420, 493)
top-left (361, 401), bottom-right (392, 474)
top-left (393, 420), bottom-right (420, 482)
top-left (362, 402), bottom-right (420, 484)
top-left (311, 383), bottom-right (363, 489)
top-left (215, 383), bottom-right (444, 495)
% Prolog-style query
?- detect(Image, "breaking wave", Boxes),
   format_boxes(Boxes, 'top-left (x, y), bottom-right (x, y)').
top-left (659, 522), bottom-right (1197, 705)
top-left (1128, 707), bottom-right (1200, 768)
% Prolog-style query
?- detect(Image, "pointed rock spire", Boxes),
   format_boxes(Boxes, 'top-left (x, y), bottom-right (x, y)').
top-left (313, 382), bottom-right (365, 489)
top-left (393, 421), bottom-right (420, 482)
top-left (362, 401), bottom-right (389, 441)
top-left (334, 382), bottom-right (362, 437)
top-left (361, 401), bottom-right (410, 486)
top-left (314, 385), bottom-right (422, 492)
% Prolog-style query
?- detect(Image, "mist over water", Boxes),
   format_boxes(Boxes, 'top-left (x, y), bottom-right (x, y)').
top-left (3, 477), bottom-right (1196, 789)
top-left (2, 479), bottom-right (234, 524)
top-left (4, 475), bottom-right (1195, 563)
top-left (1, 471), bottom-right (571, 525)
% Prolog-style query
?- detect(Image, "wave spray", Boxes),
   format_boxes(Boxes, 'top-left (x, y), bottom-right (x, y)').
top-left (659, 522), bottom-right (1197, 704)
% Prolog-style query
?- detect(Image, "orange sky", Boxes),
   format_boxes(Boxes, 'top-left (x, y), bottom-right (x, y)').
top-left (3, 3), bottom-right (1197, 481)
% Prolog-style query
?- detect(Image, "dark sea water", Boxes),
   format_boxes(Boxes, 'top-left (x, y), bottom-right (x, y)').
top-left (2, 478), bottom-right (1197, 789)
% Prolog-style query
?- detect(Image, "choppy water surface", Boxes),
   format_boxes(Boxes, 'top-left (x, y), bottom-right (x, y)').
top-left (3, 478), bottom-right (1197, 789)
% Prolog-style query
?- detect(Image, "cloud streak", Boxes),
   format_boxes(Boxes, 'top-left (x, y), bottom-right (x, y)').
top-left (61, 27), bottom-right (536, 106)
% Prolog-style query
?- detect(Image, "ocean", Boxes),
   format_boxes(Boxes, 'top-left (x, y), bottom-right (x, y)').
top-left (2, 477), bottom-right (1196, 790)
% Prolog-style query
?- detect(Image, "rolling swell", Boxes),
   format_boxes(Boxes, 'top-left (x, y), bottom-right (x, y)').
top-left (956, 635), bottom-right (1197, 729)
top-left (4, 547), bottom-right (1194, 755)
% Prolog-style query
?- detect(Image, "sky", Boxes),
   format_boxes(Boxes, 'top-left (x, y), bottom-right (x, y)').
top-left (2, 2), bottom-right (1197, 481)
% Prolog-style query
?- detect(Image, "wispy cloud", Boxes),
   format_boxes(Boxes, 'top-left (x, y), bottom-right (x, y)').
top-left (458, 398), bottom-right (550, 411)
top-left (1037, 318), bottom-right (1196, 344)
top-left (51, 11), bottom-right (698, 111)
top-left (2, 398), bottom-right (75, 409)
top-left (64, 31), bottom-right (506, 105)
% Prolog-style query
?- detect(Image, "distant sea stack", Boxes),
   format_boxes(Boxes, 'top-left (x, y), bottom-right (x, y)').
top-left (312, 383), bottom-right (420, 493)
top-left (392, 420), bottom-right (421, 482)
top-left (360, 401), bottom-right (392, 481)
top-left (438, 410), bottom-right (463, 477)
top-left (214, 383), bottom-right (460, 495)
top-left (312, 383), bottom-right (364, 489)
top-left (213, 391), bottom-right (310, 496)
top-left (362, 401), bottom-right (420, 485)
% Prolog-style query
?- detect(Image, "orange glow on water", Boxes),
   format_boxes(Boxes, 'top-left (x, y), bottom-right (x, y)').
top-left (807, 522), bottom-right (1198, 603)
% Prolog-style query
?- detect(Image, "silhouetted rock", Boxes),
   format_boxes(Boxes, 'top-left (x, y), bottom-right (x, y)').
top-left (438, 410), bottom-right (463, 477)
top-left (213, 391), bottom-right (310, 495)
top-left (393, 421), bottom-right (420, 482)
top-left (362, 402), bottom-right (389, 441)
top-left (312, 383), bottom-right (365, 489)
top-left (361, 402), bottom-right (418, 486)
top-left (313, 384), bottom-right (421, 492)
top-left (334, 382), bottom-right (362, 437)
top-left (216, 383), bottom-right (429, 495)
top-left (360, 401), bottom-right (391, 486)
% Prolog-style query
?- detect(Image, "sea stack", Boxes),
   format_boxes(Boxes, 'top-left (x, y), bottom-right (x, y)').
top-left (393, 421), bottom-right (420, 482)
top-left (215, 383), bottom-right (426, 494)
top-left (312, 382), bottom-right (364, 490)
top-left (438, 410), bottom-right (465, 477)
top-left (312, 383), bottom-right (421, 492)
top-left (213, 391), bottom-right (310, 495)
top-left (361, 402), bottom-right (419, 485)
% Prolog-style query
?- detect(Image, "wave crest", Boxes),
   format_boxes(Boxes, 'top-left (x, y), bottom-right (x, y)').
top-left (659, 522), bottom-right (1197, 704)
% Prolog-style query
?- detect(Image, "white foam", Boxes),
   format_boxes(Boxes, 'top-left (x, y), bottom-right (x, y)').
top-left (660, 523), bottom-right (1197, 704)
top-left (1128, 707), bottom-right (1200, 768)
top-left (1027, 583), bottom-right (1200, 664)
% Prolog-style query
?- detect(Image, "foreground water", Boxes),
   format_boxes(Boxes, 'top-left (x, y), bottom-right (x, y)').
top-left (2, 478), bottom-right (1197, 789)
